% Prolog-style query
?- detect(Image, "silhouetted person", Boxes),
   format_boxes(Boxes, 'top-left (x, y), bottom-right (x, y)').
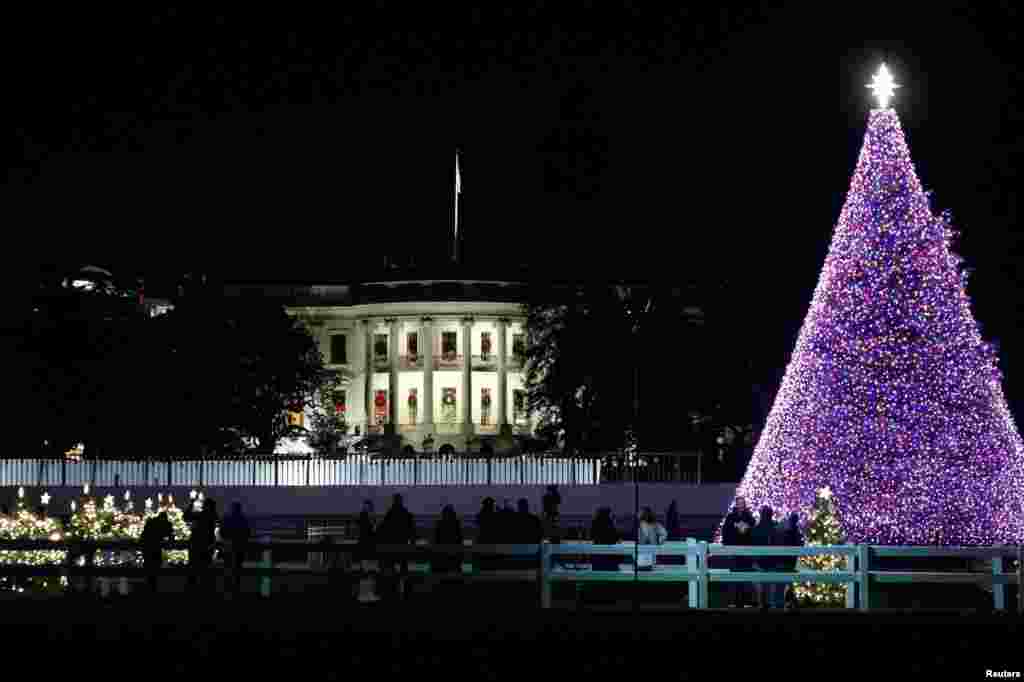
top-left (590, 507), bottom-right (621, 572)
top-left (378, 494), bottom-right (415, 599)
top-left (355, 500), bottom-right (377, 601)
top-left (497, 498), bottom-right (517, 541)
top-left (638, 507), bottom-right (667, 545)
top-left (357, 500), bottom-right (376, 566)
top-left (475, 497), bottom-right (498, 571)
top-left (666, 500), bottom-right (681, 541)
top-left (432, 505), bottom-right (463, 574)
top-left (722, 496), bottom-right (756, 607)
top-left (140, 511), bottom-right (174, 594)
top-left (778, 512), bottom-right (804, 608)
top-left (751, 505), bottom-right (779, 608)
top-left (543, 485), bottom-right (561, 538)
top-left (220, 501), bottom-right (251, 595)
top-left (515, 499), bottom-right (544, 544)
top-left (184, 498), bottom-right (218, 594)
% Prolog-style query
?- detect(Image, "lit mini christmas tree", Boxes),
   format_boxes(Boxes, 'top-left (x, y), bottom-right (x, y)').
top-left (793, 487), bottom-right (848, 606)
top-left (724, 64), bottom-right (1024, 545)
top-left (0, 489), bottom-right (65, 592)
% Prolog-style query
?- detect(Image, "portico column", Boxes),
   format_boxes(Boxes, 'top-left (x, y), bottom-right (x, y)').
top-left (497, 318), bottom-right (508, 428)
top-left (462, 316), bottom-right (473, 444)
top-left (389, 318), bottom-right (399, 429)
top-left (363, 319), bottom-right (373, 433)
top-left (422, 317), bottom-right (434, 432)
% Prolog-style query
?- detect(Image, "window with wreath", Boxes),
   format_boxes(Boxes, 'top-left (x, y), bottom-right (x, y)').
top-left (441, 331), bottom-right (458, 360)
top-left (406, 331), bottom-right (419, 359)
top-left (480, 332), bottom-right (492, 360)
top-left (513, 390), bottom-right (528, 424)
top-left (512, 333), bottom-right (526, 360)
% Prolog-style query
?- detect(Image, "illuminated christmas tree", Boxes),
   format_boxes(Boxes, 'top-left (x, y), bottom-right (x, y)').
top-left (726, 65), bottom-right (1024, 545)
top-left (793, 487), bottom-right (848, 606)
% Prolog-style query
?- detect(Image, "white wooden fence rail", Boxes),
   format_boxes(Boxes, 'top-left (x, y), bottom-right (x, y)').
top-left (2, 539), bottom-right (1021, 610)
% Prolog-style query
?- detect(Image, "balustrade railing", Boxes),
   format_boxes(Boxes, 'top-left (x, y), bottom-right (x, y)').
top-left (434, 354), bottom-right (463, 370)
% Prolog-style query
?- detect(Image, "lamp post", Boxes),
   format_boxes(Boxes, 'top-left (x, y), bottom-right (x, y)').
top-left (615, 286), bottom-right (653, 603)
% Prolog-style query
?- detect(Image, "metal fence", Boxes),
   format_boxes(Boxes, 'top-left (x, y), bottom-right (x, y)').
top-left (0, 455), bottom-right (604, 487)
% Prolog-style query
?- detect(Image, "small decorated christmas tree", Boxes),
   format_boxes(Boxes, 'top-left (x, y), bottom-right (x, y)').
top-left (0, 488), bottom-right (66, 593)
top-left (794, 486), bottom-right (848, 606)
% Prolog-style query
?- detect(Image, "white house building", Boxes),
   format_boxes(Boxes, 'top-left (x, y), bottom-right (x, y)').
top-left (228, 277), bottom-right (539, 456)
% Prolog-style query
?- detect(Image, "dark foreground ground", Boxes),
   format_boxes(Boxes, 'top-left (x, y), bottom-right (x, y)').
top-left (2, 590), bottom-right (1021, 679)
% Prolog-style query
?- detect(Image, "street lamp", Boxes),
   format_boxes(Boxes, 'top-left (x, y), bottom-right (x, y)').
top-left (614, 285), bottom-right (653, 600)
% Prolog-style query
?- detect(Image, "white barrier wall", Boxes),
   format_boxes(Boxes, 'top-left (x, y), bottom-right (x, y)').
top-left (2, 483), bottom-right (739, 519)
top-left (0, 457), bottom-right (602, 488)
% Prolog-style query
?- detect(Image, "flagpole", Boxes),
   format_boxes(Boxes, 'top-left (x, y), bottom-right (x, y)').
top-left (454, 150), bottom-right (462, 264)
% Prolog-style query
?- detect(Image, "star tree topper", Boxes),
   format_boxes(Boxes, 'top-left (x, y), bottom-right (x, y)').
top-left (866, 63), bottom-right (900, 109)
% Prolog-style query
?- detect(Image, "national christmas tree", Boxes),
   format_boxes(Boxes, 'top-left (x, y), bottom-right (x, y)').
top-left (726, 65), bottom-right (1024, 546)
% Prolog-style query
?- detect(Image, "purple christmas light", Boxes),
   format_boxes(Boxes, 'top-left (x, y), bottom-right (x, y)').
top-left (723, 108), bottom-right (1024, 545)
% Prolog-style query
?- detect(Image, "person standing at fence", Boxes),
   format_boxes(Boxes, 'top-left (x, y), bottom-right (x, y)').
top-left (140, 511), bottom-right (174, 594)
top-left (220, 501), bottom-right (251, 596)
top-left (637, 507), bottom-right (667, 571)
top-left (378, 494), bottom-right (416, 600)
top-left (183, 498), bottom-right (218, 594)
top-left (590, 507), bottom-right (621, 572)
top-left (432, 505), bottom-right (463, 574)
top-left (777, 512), bottom-right (804, 609)
top-left (355, 500), bottom-right (378, 602)
top-left (543, 485), bottom-right (561, 539)
top-left (723, 496), bottom-right (756, 608)
top-left (357, 500), bottom-right (376, 565)
top-left (475, 497), bottom-right (498, 571)
top-left (751, 505), bottom-right (780, 609)
top-left (497, 498), bottom-right (517, 542)
top-left (665, 500), bottom-right (681, 541)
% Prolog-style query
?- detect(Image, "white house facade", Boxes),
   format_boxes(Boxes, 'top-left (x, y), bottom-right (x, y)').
top-left (253, 279), bottom-right (538, 455)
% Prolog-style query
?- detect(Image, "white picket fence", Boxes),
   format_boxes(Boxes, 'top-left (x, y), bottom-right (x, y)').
top-left (0, 456), bottom-right (602, 487)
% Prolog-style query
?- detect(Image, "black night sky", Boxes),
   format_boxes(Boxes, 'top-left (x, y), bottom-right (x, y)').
top-left (4, 5), bottom-right (1022, 413)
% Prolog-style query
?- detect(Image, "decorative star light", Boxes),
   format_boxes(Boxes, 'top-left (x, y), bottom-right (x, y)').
top-left (17, 486), bottom-right (24, 499)
top-left (70, 501), bottom-right (77, 513)
top-left (818, 486), bottom-right (833, 501)
top-left (145, 498), bottom-right (153, 511)
top-left (866, 63), bottom-right (900, 109)
top-left (41, 493), bottom-right (51, 506)
top-left (124, 490), bottom-right (131, 501)
top-left (83, 484), bottom-right (90, 496)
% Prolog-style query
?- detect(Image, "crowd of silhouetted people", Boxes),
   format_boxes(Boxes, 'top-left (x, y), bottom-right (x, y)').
top-left (4, 485), bottom-right (805, 607)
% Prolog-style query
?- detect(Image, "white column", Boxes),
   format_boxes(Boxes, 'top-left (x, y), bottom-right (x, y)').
top-left (422, 317), bottom-right (434, 431)
top-left (462, 317), bottom-right (473, 443)
top-left (497, 317), bottom-right (508, 428)
top-left (389, 318), bottom-right (399, 429)
top-left (363, 319), bottom-right (373, 433)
